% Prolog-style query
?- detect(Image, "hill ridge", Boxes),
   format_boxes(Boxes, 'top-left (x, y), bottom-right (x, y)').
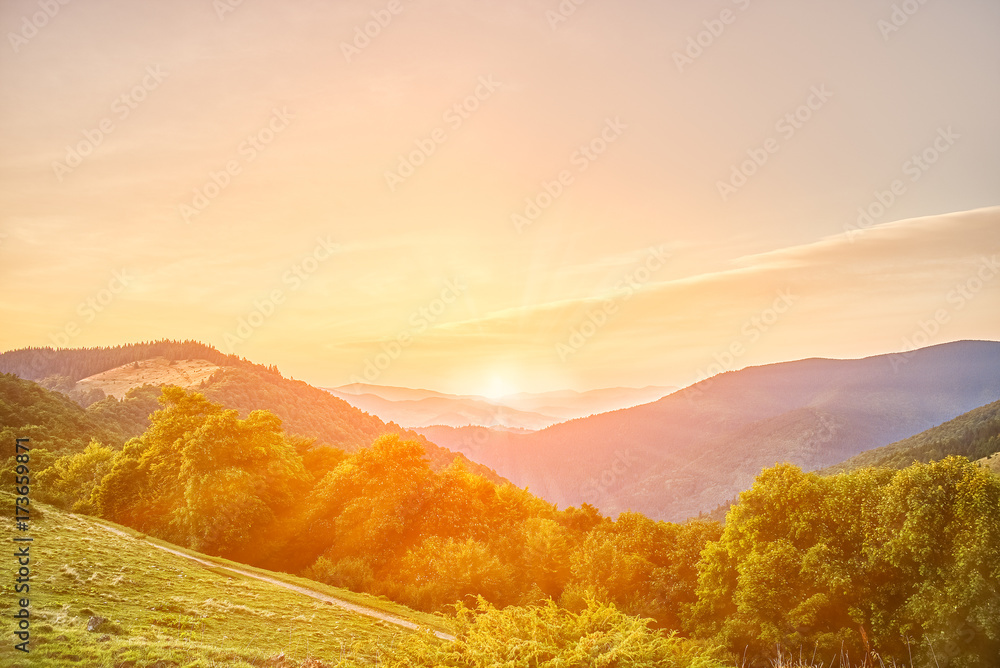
top-left (423, 340), bottom-right (1000, 521)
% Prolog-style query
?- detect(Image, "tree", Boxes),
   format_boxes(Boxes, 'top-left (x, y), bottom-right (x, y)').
top-left (94, 386), bottom-right (224, 532)
top-left (301, 434), bottom-right (432, 569)
top-left (689, 460), bottom-right (1000, 668)
top-left (36, 440), bottom-right (114, 512)
top-left (172, 408), bottom-right (308, 556)
top-left (864, 457), bottom-right (1000, 667)
top-left (397, 536), bottom-right (513, 610)
top-left (522, 517), bottom-right (573, 600)
top-left (93, 387), bottom-right (307, 560)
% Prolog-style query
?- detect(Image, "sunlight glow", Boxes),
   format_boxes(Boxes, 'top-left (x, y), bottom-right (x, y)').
top-left (482, 376), bottom-right (517, 399)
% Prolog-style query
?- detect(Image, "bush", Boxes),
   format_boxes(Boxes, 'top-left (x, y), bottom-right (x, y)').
top-left (304, 556), bottom-right (376, 592)
top-left (393, 597), bottom-right (728, 668)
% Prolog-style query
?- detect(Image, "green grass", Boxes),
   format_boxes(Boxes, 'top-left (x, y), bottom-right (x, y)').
top-left (86, 517), bottom-right (453, 636)
top-left (0, 492), bottom-right (448, 667)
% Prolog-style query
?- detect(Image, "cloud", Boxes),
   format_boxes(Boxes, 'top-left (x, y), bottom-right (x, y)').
top-left (386, 207), bottom-right (1000, 366)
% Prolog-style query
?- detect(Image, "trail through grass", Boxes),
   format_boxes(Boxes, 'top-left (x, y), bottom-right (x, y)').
top-left (0, 493), bottom-right (450, 667)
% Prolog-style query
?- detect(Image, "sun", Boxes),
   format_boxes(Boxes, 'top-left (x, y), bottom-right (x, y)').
top-left (481, 376), bottom-right (516, 399)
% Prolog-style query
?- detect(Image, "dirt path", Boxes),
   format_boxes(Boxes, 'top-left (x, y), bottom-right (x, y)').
top-left (95, 522), bottom-right (456, 641)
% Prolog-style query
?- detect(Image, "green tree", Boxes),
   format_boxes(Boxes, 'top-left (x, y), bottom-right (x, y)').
top-left (301, 434), bottom-right (432, 569)
top-left (36, 440), bottom-right (114, 512)
top-left (690, 459), bottom-right (1000, 667)
top-left (568, 513), bottom-right (720, 631)
top-left (864, 457), bottom-right (1000, 667)
top-left (397, 536), bottom-right (513, 610)
top-left (171, 408), bottom-right (308, 556)
top-left (94, 387), bottom-right (224, 532)
top-left (93, 387), bottom-right (307, 560)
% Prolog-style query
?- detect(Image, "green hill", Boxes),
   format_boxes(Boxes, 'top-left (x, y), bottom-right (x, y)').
top-left (0, 492), bottom-right (448, 668)
top-left (822, 399), bottom-right (1000, 474)
top-left (197, 365), bottom-right (494, 479)
top-left (6, 343), bottom-right (998, 667)
top-left (0, 372), bottom-right (161, 457)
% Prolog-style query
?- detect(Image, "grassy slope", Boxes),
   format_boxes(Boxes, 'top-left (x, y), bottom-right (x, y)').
top-left (977, 452), bottom-right (1000, 474)
top-left (0, 493), bottom-right (449, 668)
top-left (95, 521), bottom-right (452, 636)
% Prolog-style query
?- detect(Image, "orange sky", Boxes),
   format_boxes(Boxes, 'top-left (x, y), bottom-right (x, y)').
top-left (1, 0), bottom-right (998, 394)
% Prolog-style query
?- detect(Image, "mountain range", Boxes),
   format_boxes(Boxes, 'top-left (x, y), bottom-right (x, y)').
top-left (417, 340), bottom-right (1000, 521)
top-left (327, 384), bottom-right (676, 430)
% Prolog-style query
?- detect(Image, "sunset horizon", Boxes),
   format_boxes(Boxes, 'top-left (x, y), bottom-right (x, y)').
top-left (3, 0), bottom-right (998, 396)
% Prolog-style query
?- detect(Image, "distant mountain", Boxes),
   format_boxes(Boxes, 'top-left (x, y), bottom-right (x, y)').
top-left (422, 341), bottom-right (1000, 522)
top-left (0, 341), bottom-right (505, 483)
top-left (822, 398), bottom-right (1000, 474)
top-left (326, 389), bottom-right (556, 430)
top-left (498, 386), bottom-right (679, 421)
top-left (333, 383), bottom-right (458, 403)
top-left (328, 383), bottom-right (676, 430)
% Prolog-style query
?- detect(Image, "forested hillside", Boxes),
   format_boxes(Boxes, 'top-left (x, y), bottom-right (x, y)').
top-left (0, 372), bottom-right (145, 453)
top-left (5, 345), bottom-right (1000, 666)
top-left (0, 341), bottom-right (503, 482)
top-left (198, 365), bottom-right (496, 479)
top-left (823, 399), bottom-right (1000, 474)
top-left (0, 340), bottom-right (263, 383)
top-left (26, 385), bottom-right (1000, 668)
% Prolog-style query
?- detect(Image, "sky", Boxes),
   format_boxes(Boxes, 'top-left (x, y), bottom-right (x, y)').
top-left (0, 0), bottom-right (998, 395)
